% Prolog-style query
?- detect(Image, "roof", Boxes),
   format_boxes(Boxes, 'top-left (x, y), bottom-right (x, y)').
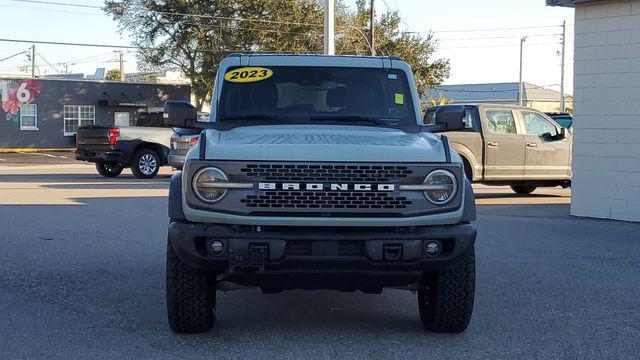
top-left (427, 103), bottom-right (536, 111)
top-left (0, 76), bottom-right (190, 88)
top-left (219, 53), bottom-right (412, 72)
top-left (424, 82), bottom-right (565, 103)
top-left (227, 53), bottom-right (403, 61)
top-left (546, 0), bottom-right (600, 7)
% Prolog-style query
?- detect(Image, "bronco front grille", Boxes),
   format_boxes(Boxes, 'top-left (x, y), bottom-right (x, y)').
top-left (240, 190), bottom-right (412, 210)
top-left (240, 164), bottom-right (413, 183)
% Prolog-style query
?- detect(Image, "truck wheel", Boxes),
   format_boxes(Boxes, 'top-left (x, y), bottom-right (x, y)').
top-left (166, 240), bottom-right (217, 334)
top-left (95, 161), bottom-right (123, 177)
top-left (417, 248), bottom-right (475, 333)
top-left (511, 185), bottom-right (536, 195)
top-left (131, 149), bottom-right (160, 179)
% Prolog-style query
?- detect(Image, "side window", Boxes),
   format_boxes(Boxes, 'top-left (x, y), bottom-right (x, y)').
top-left (135, 113), bottom-right (164, 127)
top-left (423, 108), bottom-right (436, 125)
top-left (522, 112), bottom-right (557, 137)
top-left (485, 110), bottom-right (517, 135)
top-left (463, 109), bottom-right (475, 130)
top-left (422, 107), bottom-right (476, 130)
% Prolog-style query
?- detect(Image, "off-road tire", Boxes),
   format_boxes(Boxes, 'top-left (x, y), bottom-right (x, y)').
top-left (131, 149), bottom-right (160, 179)
top-left (418, 248), bottom-right (475, 333)
top-left (95, 161), bottom-right (123, 177)
top-left (511, 185), bottom-right (536, 195)
top-left (166, 240), bottom-right (217, 334)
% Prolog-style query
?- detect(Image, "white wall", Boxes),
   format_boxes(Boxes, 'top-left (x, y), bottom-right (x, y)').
top-left (572, 0), bottom-right (640, 221)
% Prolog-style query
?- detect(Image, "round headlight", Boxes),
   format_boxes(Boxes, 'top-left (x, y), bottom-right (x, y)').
top-left (423, 169), bottom-right (457, 204)
top-left (192, 167), bottom-right (229, 203)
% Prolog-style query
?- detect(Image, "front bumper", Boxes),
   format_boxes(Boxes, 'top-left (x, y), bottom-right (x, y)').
top-left (168, 221), bottom-right (476, 292)
top-left (75, 149), bottom-right (126, 164)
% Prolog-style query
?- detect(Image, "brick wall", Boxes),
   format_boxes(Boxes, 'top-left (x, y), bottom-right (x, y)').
top-left (572, 0), bottom-right (640, 221)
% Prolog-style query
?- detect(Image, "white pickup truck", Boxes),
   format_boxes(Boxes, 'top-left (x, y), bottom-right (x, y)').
top-left (75, 112), bottom-right (173, 178)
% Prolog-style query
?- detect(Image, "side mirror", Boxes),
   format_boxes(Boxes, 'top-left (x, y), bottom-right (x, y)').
top-left (558, 127), bottom-right (566, 139)
top-left (541, 132), bottom-right (554, 141)
top-left (164, 101), bottom-right (197, 128)
top-left (429, 107), bottom-right (466, 132)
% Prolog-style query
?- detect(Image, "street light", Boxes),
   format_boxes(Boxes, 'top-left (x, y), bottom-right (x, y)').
top-left (519, 36), bottom-right (527, 107)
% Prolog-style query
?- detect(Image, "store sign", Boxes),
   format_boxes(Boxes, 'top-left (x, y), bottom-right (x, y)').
top-left (0, 79), bottom-right (41, 122)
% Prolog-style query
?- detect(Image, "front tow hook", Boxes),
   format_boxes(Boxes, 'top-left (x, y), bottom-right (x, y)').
top-left (383, 244), bottom-right (403, 261)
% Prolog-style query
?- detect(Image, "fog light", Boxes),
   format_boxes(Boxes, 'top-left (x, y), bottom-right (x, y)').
top-left (209, 240), bottom-right (225, 255)
top-left (424, 240), bottom-right (442, 257)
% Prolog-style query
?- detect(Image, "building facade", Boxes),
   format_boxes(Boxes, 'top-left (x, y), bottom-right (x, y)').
top-left (424, 82), bottom-right (572, 113)
top-left (0, 78), bottom-right (190, 149)
top-left (548, 0), bottom-right (640, 221)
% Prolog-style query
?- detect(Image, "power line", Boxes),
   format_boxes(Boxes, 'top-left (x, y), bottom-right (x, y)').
top-left (0, 49), bottom-right (29, 63)
top-left (438, 33), bottom-right (562, 42)
top-left (6, 0), bottom-right (101, 9)
top-left (37, 52), bottom-right (62, 73)
top-left (438, 42), bottom-right (562, 50)
top-left (0, 37), bottom-right (322, 54)
top-left (57, 51), bottom-right (116, 65)
top-left (0, 38), bottom-right (140, 50)
top-left (6, 0), bottom-right (572, 37)
top-left (7, 0), bottom-right (327, 28)
top-left (380, 0), bottom-right (415, 33)
top-left (412, 24), bottom-right (565, 34)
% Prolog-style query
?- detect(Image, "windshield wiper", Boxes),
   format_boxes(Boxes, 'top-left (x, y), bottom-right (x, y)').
top-left (309, 116), bottom-right (398, 126)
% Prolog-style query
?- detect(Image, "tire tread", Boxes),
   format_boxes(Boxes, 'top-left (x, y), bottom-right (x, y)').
top-left (418, 249), bottom-right (475, 333)
top-left (166, 241), bottom-right (216, 334)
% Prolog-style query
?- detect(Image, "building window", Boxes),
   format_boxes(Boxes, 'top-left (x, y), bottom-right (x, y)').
top-left (20, 104), bottom-right (38, 130)
top-left (64, 105), bottom-right (95, 136)
top-left (114, 112), bottom-right (131, 127)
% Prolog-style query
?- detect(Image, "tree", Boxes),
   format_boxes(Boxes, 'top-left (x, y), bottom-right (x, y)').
top-left (104, 0), bottom-right (449, 109)
top-left (346, 0), bottom-right (450, 97)
top-left (105, 69), bottom-right (122, 81)
top-left (427, 93), bottom-right (454, 106)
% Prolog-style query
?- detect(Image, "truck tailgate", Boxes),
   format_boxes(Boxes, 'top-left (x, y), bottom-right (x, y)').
top-left (76, 125), bottom-right (115, 152)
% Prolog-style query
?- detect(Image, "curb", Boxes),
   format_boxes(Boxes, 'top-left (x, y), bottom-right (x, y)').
top-left (0, 148), bottom-right (74, 154)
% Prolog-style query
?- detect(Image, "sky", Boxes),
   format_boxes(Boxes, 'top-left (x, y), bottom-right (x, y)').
top-left (0, 0), bottom-right (574, 93)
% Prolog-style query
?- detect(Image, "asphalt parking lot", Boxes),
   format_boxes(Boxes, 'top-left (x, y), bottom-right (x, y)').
top-left (1, 152), bottom-right (639, 359)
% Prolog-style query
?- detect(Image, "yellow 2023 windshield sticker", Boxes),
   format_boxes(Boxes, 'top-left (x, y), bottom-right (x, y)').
top-left (224, 67), bottom-right (273, 83)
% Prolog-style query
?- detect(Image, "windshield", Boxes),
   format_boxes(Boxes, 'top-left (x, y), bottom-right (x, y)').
top-left (217, 66), bottom-right (416, 127)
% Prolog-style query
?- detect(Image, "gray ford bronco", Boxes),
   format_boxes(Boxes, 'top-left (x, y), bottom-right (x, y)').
top-left (163, 54), bottom-right (477, 334)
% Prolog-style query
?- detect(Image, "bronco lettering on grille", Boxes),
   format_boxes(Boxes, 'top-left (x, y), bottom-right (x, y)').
top-left (258, 183), bottom-right (396, 192)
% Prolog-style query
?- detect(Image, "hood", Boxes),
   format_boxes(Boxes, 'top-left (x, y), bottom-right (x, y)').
top-left (197, 124), bottom-right (447, 163)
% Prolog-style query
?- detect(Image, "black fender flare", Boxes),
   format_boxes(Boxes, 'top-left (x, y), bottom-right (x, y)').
top-left (169, 172), bottom-right (186, 220)
top-left (461, 179), bottom-right (476, 223)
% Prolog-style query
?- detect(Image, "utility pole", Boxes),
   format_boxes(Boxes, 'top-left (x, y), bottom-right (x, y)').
top-left (519, 37), bottom-right (527, 107)
top-left (560, 20), bottom-right (566, 112)
top-left (119, 51), bottom-right (125, 81)
top-left (324, 0), bottom-right (335, 55)
top-left (31, 45), bottom-right (36, 78)
top-left (369, 0), bottom-right (376, 56)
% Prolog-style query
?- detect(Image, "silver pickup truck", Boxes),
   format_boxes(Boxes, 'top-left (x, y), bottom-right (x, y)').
top-left (425, 104), bottom-right (572, 194)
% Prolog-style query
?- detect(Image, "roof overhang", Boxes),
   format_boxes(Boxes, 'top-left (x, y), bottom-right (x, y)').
top-left (546, 0), bottom-right (600, 7)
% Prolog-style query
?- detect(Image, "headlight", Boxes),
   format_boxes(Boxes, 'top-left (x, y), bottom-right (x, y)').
top-left (423, 169), bottom-right (457, 204)
top-left (192, 167), bottom-right (229, 203)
